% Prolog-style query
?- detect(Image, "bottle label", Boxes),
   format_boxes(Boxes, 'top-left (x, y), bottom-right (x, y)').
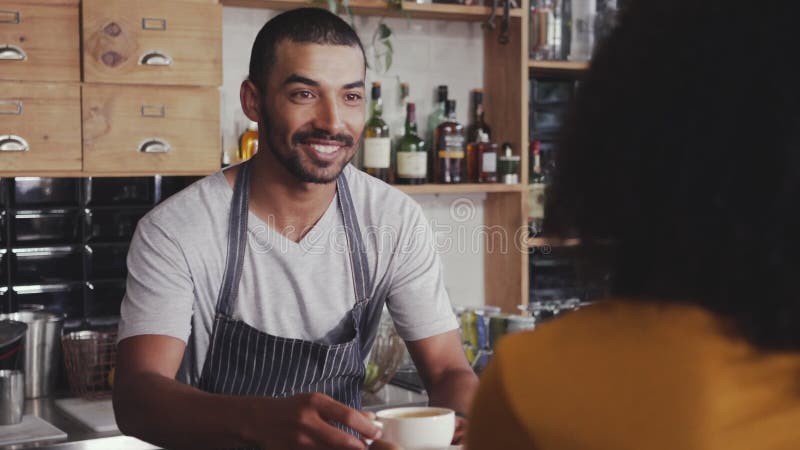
top-left (397, 152), bottom-right (427, 178)
top-left (482, 152), bottom-right (497, 172)
top-left (363, 137), bottom-right (391, 169)
top-left (438, 150), bottom-right (465, 159)
top-left (438, 134), bottom-right (465, 159)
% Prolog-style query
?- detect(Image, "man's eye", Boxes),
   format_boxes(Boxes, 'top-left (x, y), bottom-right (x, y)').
top-left (345, 93), bottom-right (362, 102)
top-left (292, 91), bottom-right (315, 100)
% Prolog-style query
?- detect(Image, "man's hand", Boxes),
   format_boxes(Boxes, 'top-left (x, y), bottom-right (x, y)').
top-left (115, 336), bottom-right (382, 450)
top-left (405, 330), bottom-right (479, 445)
top-left (453, 416), bottom-right (468, 444)
top-left (247, 393), bottom-right (382, 450)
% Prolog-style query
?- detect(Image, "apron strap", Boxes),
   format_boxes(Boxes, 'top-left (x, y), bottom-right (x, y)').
top-left (336, 173), bottom-right (372, 302)
top-left (216, 160), bottom-right (252, 317)
top-left (335, 172), bottom-right (383, 357)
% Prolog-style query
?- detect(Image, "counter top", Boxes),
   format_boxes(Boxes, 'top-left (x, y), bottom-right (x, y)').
top-left (1, 385), bottom-right (428, 450)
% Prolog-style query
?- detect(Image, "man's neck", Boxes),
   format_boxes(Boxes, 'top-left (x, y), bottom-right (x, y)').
top-left (227, 150), bottom-right (338, 243)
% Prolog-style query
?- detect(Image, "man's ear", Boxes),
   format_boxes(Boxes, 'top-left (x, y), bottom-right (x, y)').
top-left (240, 79), bottom-right (262, 124)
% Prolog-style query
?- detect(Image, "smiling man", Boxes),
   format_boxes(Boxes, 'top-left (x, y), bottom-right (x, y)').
top-left (112, 8), bottom-right (477, 450)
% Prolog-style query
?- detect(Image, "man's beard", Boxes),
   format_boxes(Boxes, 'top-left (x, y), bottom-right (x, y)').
top-left (262, 115), bottom-right (356, 184)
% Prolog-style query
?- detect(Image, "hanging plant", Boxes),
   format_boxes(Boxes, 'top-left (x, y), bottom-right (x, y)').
top-left (371, 20), bottom-right (393, 73)
top-left (307, 0), bottom-right (401, 75)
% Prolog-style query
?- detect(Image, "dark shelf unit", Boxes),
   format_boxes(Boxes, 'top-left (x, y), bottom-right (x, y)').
top-left (0, 175), bottom-right (201, 330)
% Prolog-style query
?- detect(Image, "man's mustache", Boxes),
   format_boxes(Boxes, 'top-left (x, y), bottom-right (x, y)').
top-left (292, 129), bottom-right (355, 147)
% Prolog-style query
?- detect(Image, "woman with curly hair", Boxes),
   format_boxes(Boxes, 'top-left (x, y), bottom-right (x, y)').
top-left (467, 1), bottom-right (800, 449)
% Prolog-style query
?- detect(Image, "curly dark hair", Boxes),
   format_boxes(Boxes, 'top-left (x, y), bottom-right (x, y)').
top-left (545, 0), bottom-right (800, 350)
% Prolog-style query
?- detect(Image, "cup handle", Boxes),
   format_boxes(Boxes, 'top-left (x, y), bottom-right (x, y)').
top-left (364, 420), bottom-right (384, 446)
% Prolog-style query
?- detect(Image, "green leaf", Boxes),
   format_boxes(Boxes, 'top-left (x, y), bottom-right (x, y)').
top-left (385, 51), bottom-right (393, 72)
top-left (378, 23), bottom-right (392, 40)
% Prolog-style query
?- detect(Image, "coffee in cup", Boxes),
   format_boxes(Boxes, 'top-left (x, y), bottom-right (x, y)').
top-left (374, 407), bottom-right (455, 449)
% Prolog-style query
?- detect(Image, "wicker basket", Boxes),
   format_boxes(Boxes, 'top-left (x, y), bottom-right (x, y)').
top-left (62, 330), bottom-right (117, 399)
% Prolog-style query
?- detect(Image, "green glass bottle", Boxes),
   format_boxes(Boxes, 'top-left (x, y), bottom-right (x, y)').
top-left (427, 85), bottom-right (448, 183)
top-left (362, 82), bottom-right (393, 183)
top-left (395, 102), bottom-right (427, 185)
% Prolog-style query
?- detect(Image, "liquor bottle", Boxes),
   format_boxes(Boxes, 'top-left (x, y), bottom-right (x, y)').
top-left (393, 82), bottom-right (410, 142)
top-left (362, 82), bottom-right (393, 183)
top-left (427, 85), bottom-right (448, 182)
top-left (238, 120), bottom-right (258, 161)
top-left (395, 103), bottom-right (427, 185)
top-left (435, 100), bottom-right (466, 183)
top-left (466, 89), bottom-right (492, 182)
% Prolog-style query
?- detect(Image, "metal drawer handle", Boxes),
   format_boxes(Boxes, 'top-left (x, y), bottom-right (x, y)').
top-left (0, 100), bottom-right (22, 115)
top-left (139, 50), bottom-right (172, 66)
top-left (0, 135), bottom-right (29, 152)
top-left (0, 10), bottom-right (20, 24)
top-left (141, 17), bottom-right (166, 31)
top-left (0, 45), bottom-right (26, 61)
top-left (139, 138), bottom-right (171, 153)
top-left (141, 104), bottom-right (165, 118)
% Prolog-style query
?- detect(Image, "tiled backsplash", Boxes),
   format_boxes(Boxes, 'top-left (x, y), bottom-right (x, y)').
top-left (0, 176), bottom-right (200, 330)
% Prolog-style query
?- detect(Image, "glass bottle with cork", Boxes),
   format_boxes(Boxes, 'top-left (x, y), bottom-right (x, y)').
top-left (435, 99), bottom-right (466, 184)
top-left (466, 89), bottom-right (492, 182)
top-left (362, 82), bottom-right (393, 183)
top-left (238, 120), bottom-right (258, 162)
top-left (395, 102), bottom-right (427, 185)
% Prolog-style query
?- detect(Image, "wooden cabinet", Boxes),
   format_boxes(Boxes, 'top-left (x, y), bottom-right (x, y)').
top-left (82, 84), bottom-right (220, 174)
top-left (0, 81), bottom-right (82, 171)
top-left (0, 1), bottom-right (80, 82)
top-left (1, 0), bottom-right (222, 176)
top-left (82, 0), bottom-right (222, 87)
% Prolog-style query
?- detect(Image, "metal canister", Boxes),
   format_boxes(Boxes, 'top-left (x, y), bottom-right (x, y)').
top-left (0, 311), bottom-right (64, 398)
top-left (488, 313), bottom-right (510, 349)
top-left (507, 315), bottom-right (536, 334)
top-left (0, 370), bottom-right (24, 425)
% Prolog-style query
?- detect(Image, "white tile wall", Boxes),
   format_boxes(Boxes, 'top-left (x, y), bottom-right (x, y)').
top-left (222, 7), bottom-right (487, 307)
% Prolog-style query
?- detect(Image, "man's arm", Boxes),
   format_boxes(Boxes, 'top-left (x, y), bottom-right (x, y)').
top-left (113, 335), bottom-right (381, 450)
top-left (405, 329), bottom-right (479, 443)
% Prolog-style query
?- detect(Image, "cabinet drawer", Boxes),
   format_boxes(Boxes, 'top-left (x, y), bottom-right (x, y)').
top-left (82, 84), bottom-right (220, 174)
top-left (83, 0), bottom-right (222, 86)
top-left (0, 1), bottom-right (80, 82)
top-left (0, 81), bottom-right (82, 171)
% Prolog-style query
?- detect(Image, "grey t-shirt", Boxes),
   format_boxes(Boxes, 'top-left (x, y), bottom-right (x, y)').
top-left (118, 164), bottom-right (458, 384)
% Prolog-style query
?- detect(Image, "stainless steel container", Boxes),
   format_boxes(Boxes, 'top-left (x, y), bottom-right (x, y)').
top-left (0, 312), bottom-right (64, 398)
top-left (0, 369), bottom-right (24, 425)
top-left (0, 319), bottom-right (28, 371)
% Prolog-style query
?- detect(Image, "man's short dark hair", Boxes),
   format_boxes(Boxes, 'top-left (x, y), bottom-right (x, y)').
top-left (248, 8), bottom-right (366, 92)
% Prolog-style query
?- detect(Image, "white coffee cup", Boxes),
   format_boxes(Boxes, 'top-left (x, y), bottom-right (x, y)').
top-left (373, 406), bottom-right (455, 450)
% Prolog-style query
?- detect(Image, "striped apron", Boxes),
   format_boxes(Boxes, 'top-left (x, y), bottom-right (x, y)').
top-left (197, 160), bottom-right (384, 435)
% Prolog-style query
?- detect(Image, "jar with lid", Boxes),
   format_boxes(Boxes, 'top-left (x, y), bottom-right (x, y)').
top-left (498, 143), bottom-right (521, 184)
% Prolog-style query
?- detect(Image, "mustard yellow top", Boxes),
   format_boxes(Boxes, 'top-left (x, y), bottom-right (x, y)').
top-left (467, 301), bottom-right (800, 450)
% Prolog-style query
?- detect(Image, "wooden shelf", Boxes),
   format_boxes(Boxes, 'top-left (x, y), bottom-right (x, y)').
top-left (397, 183), bottom-right (525, 195)
top-left (528, 59), bottom-right (589, 74)
top-left (222, 0), bottom-right (523, 21)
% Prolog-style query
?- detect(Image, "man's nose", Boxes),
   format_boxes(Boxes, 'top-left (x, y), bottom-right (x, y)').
top-left (312, 97), bottom-right (345, 135)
